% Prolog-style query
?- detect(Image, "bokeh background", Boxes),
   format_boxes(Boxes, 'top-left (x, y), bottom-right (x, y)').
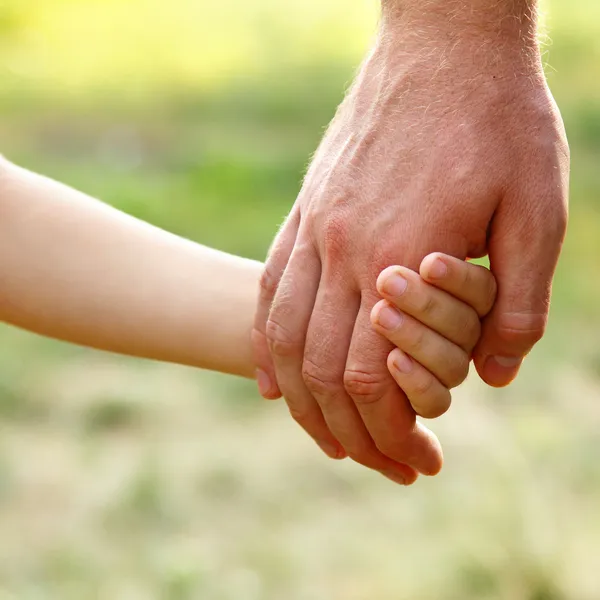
top-left (0, 0), bottom-right (599, 598)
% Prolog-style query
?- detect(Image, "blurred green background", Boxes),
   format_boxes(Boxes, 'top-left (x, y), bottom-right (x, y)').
top-left (0, 0), bottom-right (599, 598)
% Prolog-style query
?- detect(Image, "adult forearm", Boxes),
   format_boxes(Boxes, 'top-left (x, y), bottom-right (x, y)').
top-left (380, 0), bottom-right (539, 31)
top-left (378, 0), bottom-right (541, 70)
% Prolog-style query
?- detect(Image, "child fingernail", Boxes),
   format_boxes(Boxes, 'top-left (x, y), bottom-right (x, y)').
top-left (428, 258), bottom-right (447, 280)
top-left (377, 306), bottom-right (404, 330)
top-left (383, 273), bottom-right (407, 297)
top-left (392, 349), bottom-right (413, 374)
top-left (256, 369), bottom-right (274, 397)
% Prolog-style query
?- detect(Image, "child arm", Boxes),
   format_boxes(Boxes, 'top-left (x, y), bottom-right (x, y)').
top-left (0, 158), bottom-right (261, 378)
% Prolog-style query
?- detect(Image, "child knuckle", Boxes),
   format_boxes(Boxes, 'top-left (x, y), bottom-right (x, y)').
top-left (417, 293), bottom-right (438, 318)
top-left (481, 274), bottom-right (498, 315)
top-left (407, 326), bottom-right (427, 354)
top-left (446, 354), bottom-right (470, 388)
top-left (419, 389), bottom-right (452, 419)
top-left (413, 372), bottom-right (436, 398)
top-left (462, 312), bottom-right (482, 350)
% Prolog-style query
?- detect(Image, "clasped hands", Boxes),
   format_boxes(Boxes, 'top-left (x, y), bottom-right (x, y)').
top-left (251, 9), bottom-right (569, 485)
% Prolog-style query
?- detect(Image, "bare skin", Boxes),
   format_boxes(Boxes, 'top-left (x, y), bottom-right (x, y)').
top-left (0, 159), bottom-right (496, 485)
top-left (253, 0), bottom-right (570, 482)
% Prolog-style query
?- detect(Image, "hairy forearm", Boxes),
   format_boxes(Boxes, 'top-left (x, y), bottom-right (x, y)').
top-left (381, 0), bottom-right (539, 28)
top-left (0, 158), bottom-right (261, 378)
top-left (379, 0), bottom-right (541, 63)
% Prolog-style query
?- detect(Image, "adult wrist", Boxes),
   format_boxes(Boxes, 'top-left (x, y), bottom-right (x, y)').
top-left (379, 0), bottom-right (541, 67)
top-left (374, 0), bottom-right (545, 88)
top-left (380, 0), bottom-right (538, 33)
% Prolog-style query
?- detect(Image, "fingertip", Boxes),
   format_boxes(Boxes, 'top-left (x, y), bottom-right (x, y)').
top-left (474, 355), bottom-right (522, 388)
top-left (412, 422), bottom-right (444, 476)
top-left (386, 349), bottom-right (397, 375)
top-left (256, 368), bottom-right (283, 400)
top-left (425, 453), bottom-right (444, 476)
top-left (382, 467), bottom-right (419, 486)
top-left (422, 449), bottom-right (444, 476)
top-left (388, 347), bottom-right (413, 374)
top-left (376, 265), bottom-right (413, 299)
top-left (370, 299), bottom-right (387, 327)
top-left (417, 393), bottom-right (452, 420)
top-left (376, 266), bottom-right (398, 295)
top-left (402, 469), bottom-right (419, 486)
top-left (318, 440), bottom-right (348, 460)
top-left (420, 252), bottom-right (448, 281)
top-left (251, 328), bottom-right (282, 399)
top-left (387, 350), bottom-right (451, 420)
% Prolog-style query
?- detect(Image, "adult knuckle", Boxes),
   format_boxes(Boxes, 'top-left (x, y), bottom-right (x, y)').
top-left (287, 403), bottom-right (316, 429)
top-left (321, 211), bottom-right (351, 263)
top-left (343, 369), bottom-right (387, 405)
top-left (496, 312), bottom-right (547, 348)
top-left (347, 444), bottom-right (385, 470)
top-left (373, 438), bottom-right (401, 461)
top-left (322, 213), bottom-right (347, 243)
top-left (372, 435), bottom-right (414, 464)
top-left (302, 360), bottom-right (341, 401)
top-left (371, 240), bottom-right (395, 264)
top-left (266, 318), bottom-right (302, 358)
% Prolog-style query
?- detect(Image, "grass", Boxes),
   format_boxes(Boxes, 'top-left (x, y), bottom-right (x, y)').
top-left (1, 361), bottom-right (599, 599)
top-left (0, 0), bottom-right (599, 597)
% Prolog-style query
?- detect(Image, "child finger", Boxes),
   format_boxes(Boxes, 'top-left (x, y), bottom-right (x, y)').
top-left (372, 301), bottom-right (470, 389)
top-left (376, 266), bottom-right (481, 353)
top-left (420, 253), bottom-right (497, 318)
top-left (387, 349), bottom-right (452, 419)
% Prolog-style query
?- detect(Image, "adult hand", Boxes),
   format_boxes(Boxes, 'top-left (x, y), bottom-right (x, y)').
top-left (253, 0), bottom-right (569, 483)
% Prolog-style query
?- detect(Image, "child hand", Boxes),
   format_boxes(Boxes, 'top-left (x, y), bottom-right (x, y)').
top-left (371, 253), bottom-right (497, 419)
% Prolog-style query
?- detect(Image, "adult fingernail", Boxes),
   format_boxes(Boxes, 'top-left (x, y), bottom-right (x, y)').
top-left (427, 258), bottom-right (448, 280)
top-left (483, 356), bottom-right (522, 386)
top-left (256, 369), bottom-right (274, 398)
top-left (493, 356), bottom-right (522, 368)
top-left (377, 306), bottom-right (404, 330)
top-left (382, 470), bottom-right (408, 486)
top-left (383, 273), bottom-right (408, 297)
top-left (319, 441), bottom-right (346, 460)
top-left (392, 349), bottom-right (413, 374)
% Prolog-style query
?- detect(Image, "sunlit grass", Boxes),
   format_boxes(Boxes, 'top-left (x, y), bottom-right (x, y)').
top-left (0, 0), bottom-right (377, 99)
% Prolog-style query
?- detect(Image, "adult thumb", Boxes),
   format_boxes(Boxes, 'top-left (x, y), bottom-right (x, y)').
top-left (474, 187), bottom-right (568, 388)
